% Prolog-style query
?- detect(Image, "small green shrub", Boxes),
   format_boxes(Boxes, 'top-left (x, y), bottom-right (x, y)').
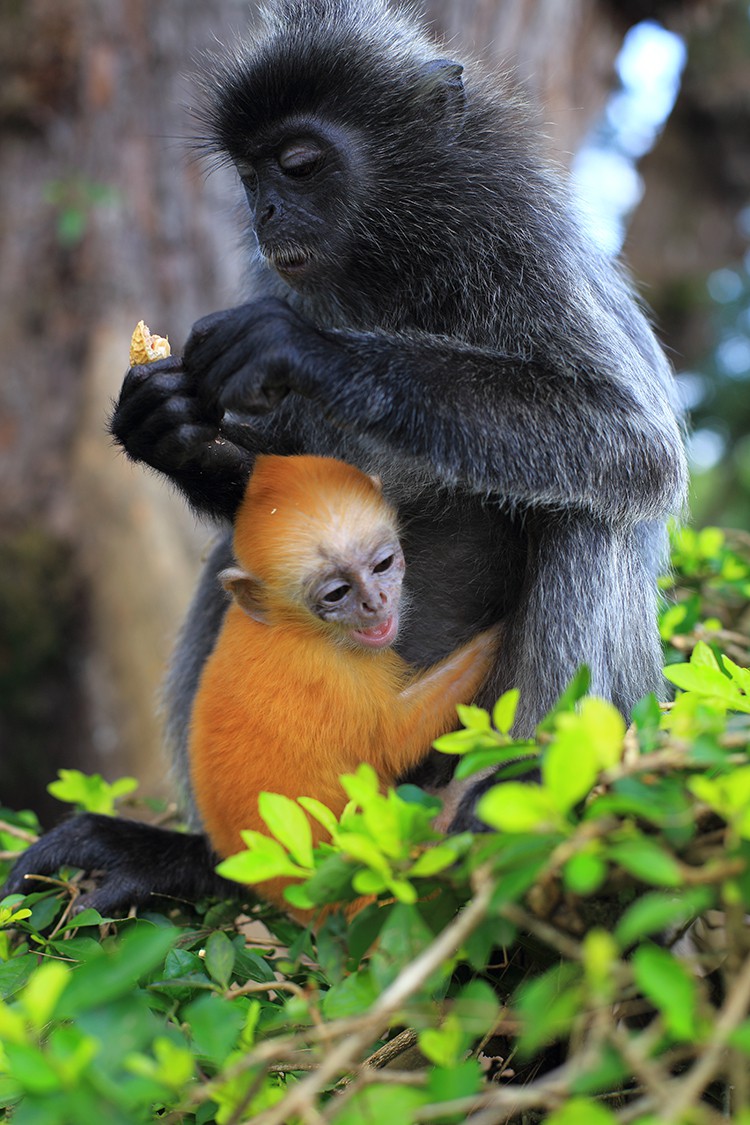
top-left (2, 526), bottom-right (750, 1124)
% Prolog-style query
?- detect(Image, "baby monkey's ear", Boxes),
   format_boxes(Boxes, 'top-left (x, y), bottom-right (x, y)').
top-left (219, 567), bottom-right (268, 623)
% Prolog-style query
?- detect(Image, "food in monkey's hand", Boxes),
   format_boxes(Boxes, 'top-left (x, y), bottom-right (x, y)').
top-left (129, 320), bottom-right (171, 366)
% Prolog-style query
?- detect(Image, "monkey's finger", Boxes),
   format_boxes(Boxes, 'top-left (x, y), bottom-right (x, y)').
top-left (148, 424), bottom-right (222, 471)
top-left (219, 382), bottom-right (290, 417)
top-left (113, 368), bottom-right (192, 434)
top-left (67, 880), bottom-right (143, 919)
top-left (114, 394), bottom-right (218, 470)
top-left (123, 354), bottom-right (183, 388)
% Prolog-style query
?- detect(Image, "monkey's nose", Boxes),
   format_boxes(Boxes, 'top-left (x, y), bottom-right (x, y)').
top-left (362, 591), bottom-right (388, 613)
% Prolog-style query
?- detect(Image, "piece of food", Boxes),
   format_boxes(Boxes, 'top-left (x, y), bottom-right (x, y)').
top-left (129, 320), bottom-right (171, 365)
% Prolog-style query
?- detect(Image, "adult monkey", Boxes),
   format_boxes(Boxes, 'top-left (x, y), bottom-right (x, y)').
top-left (4, 0), bottom-right (687, 914)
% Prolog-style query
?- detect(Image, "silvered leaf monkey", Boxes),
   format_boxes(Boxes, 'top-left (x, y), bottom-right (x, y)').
top-left (4, 0), bottom-right (686, 914)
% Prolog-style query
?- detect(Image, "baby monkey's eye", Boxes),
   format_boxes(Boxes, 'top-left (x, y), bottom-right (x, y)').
top-left (322, 584), bottom-right (350, 604)
top-left (372, 554), bottom-right (394, 574)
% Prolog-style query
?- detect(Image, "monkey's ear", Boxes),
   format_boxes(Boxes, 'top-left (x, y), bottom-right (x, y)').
top-left (219, 567), bottom-right (268, 623)
top-left (420, 58), bottom-right (466, 131)
top-left (368, 473), bottom-right (383, 491)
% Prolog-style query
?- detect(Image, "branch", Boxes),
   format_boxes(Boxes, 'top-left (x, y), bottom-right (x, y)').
top-left (250, 868), bottom-right (496, 1125)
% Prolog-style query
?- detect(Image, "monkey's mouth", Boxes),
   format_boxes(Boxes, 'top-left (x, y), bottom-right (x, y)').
top-left (265, 245), bottom-right (311, 277)
top-left (351, 613), bottom-right (399, 649)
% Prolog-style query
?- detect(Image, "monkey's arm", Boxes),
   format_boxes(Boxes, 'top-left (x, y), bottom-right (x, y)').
top-left (392, 626), bottom-right (499, 777)
top-left (2, 813), bottom-right (236, 916)
top-left (186, 299), bottom-right (686, 525)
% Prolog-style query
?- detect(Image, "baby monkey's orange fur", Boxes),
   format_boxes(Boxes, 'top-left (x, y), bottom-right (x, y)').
top-left (189, 455), bottom-right (497, 919)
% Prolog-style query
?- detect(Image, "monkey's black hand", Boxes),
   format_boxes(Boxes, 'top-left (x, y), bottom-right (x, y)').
top-left (184, 297), bottom-right (340, 420)
top-left (2, 814), bottom-right (236, 918)
top-left (111, 356), bottom-right (221, 472)
top-left (110, 356), bottom-right (255, 521)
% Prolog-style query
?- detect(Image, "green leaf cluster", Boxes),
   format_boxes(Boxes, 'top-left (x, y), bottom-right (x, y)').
top-left (1, 525), bottom-right (750, 1122)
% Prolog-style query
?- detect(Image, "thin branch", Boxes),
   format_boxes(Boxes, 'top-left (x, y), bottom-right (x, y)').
top-left (661, 951), bottom-right (750, 1123)
top-left (249, 868), bottom-right (497, 1125)
top-left (0, 819), bottom-right (38, 844)
top-left (499, 903), bottom-right (583, 962)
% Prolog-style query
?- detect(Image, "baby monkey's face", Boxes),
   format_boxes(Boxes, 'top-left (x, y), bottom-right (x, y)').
top-left (305, 533), bottom-right (405, 650)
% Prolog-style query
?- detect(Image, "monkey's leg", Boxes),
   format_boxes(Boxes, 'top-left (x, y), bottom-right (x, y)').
top-left (2, 813), bottom-right (235, 917)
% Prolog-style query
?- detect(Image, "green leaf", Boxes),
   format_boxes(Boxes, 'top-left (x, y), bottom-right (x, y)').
top-left (517, 963), bottom-right (582, 1054)
top-left (297, 796), bottom-right (339, 837)
top-left (19, 960), bottom-right (70, 1030)
top-left (338, 832), bottom-right (391, 876)
top-left (492, 688), bottom-right (520, 734)
top-left (427, 1059), bottom-right (482, 1104)
top-left (4, 1042), bottom-right (62, 1095)
top-left (543, 736), bottom-right (598, 814)
top-left (419, 1012), bottom-right (464, 1067)
top-left (456, 703), bottom-right (492, 731)
top-left (0, 955), bottom-right (37, 1000)
top-left (372, 904), bottom-right (441, 995)
top-left (0, 1076), bottom-right (22, 1110)
top-left (691, 640), bottom-right (722, 669)
top-left (47, 770), bottom-right (137, 815)
top-left (218, 832), bottom-right (311, 884)
top-left (689, 768), bottom-right (750, 837)
top-left (545, 1097), bottom-right (618, 1125)
top-left (204, 930), bottom-right (236, 990)
top-left (408, 842), bottom-right (462, 877)
top-left (54, 924), bottom-right (178, 1019)
top-left (432, 727), bottom-right (489, 753)
top-left (665, 663), bottom-right (746, 705)
top-left (607, 836), bottom-right (682, 887)
top-left (632, 943), bottom-right (698, 1040)
top-left (257, 791), bottom-right (314, 867)
top-left (615, 889), bottom-right (714, 948)
top-left (729, 1019), bottom-right (750, 1054)
top-left (454, 745), bottom-right (533, 779)
top-left (582, 929), bottom-right (618, 1000)
top-left (330, 1084), bottom-right (427, 1125)
top-left (697, 527), bottom-right (725, 557)
top-left (453, 979), bottom-right (500, 1036)
top-left (478, 782), bottom-right (562, 833)
top-left (322, 969), bottom-right (378, 1019)
top-left (536, 666), bottom-right (591, 732)
top-left (339, 763), bottom-right (380, 805)
top-left (184, 993), bottom-right (246, 1066)
top-left (563, 851), bottom-right (607, 895)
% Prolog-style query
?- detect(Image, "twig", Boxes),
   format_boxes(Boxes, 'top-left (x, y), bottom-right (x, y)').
top-left (231, 978), bottom-right (309, 1003)
top-left (0, 819), bottom-right (38, 844)
top-left (606, 1021), bottom-right (670, 1110)
top-left (363, 1028), bottom-right (420, 1070)
top-left (499, 902), bottom-right (583, 962)
top-left (661, 952), bottom-right (750, 1123)
top-left (248, 867), bottom-right (497, 1125)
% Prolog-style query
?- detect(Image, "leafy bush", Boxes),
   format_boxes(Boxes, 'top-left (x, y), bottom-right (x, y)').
top-left (1, 526), bottom-right (750, 1124)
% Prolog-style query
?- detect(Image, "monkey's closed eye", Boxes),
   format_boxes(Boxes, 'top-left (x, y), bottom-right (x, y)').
top-left (322, 584), bottom-right (350, 604)
top-left (278, 140), bottom-right (324, 178)
top-left (372, 554), bottom-right (394, 574)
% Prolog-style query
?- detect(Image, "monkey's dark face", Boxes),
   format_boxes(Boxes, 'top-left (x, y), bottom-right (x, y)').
top-left (235, 119), bottom-right (357, 292)
top-left (305, 537), bottom-right (405, 649)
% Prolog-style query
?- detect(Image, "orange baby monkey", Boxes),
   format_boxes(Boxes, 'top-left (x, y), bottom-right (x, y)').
top-left (188, 454), bottom-right (497, 918)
